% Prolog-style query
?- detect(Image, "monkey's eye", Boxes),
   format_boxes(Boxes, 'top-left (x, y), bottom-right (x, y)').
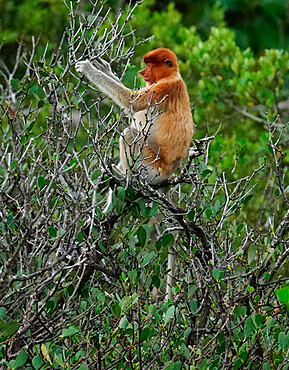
top-left (165, 59), bottom-right (173, 68)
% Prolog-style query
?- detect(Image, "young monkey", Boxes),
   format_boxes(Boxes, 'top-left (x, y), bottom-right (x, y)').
top-left (75, 48), bottom-right (194, 184)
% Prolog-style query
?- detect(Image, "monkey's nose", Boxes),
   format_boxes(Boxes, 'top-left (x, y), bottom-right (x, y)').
top-left (139, 69), bottom-right (145, 76)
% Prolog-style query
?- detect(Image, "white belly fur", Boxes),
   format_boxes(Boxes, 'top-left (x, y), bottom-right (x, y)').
top-left (133, 110), bottom-right (152, 134)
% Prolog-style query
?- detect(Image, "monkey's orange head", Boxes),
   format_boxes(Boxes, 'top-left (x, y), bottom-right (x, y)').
top-left (139, 48), bottom-right (178, 85)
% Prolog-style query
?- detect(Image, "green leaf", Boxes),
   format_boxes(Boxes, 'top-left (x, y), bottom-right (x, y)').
top-left (139, 199), bottom-right (149, 217)
top-left (164, 306), bottom-right (175, 324)
top-left (37, 100), bottom-right (45, 108)
top-left (259, 156), bottom-right (266, 166)
top-left (54, 354), bottom-right (64, 367)
top-left (7, 214), bottom-right (15, 230)
top-left (11, 160), bottom-right (18, 170)
top-left (137, 226), bottom-right (148, 247)
top-left (141, 251), bottom-right (157, 267)
top-left (38, 176), bottom-right (45, 189)
top-left (57, 60), bottom-right (64, 70)
top-left (48, 227), bottom-right (57, 238)
top-left (14, 349), bottom-right (27, 368)
top-left (11, 78), bottom-right (20, 90)
top-left (0, 307), bottom-right (6, 319)
top-left (62, 325), bottom-right (79, 337)
top-left (213, 199), bottom-right (221, 213)
top-left (0, 319), bottom-right (19, 337)
top-left (238, 350), bottom-right (248, 362)
top-left (29, 85), bottom-right (39, 93)
top-left (244, 316), bottom-right (256, 338)
top-left (255, 313), bottom-right (263, 327)
top-left (77, 231), bottom-right (83, 242)
top-left (79, 364), bottom-right (89, 370)
top-left (187, 209), bottom-right (195, 221)
top-left (140, 326), bottom-right (150, 342)
top-left (233, 358), bottom-right (243, 370)
top-left (276, 286), bottom-right (289, 307)
top-left (279, 332), bottom-right (289, 351)
top-left (98, 241), bottom-right (106, 253)
top-left (237, 223), bottom-right (245, 233)
top-left (152, 275), bottom-right (160, 289)
top-left (114, 197), bottom-right (125, 214)
top-left (119, 316), bottom-right (129, 329)
top-left (184, 327), bottom-right (192, 337)
top-left (248, 245), bottom-right (256, 265)
top-left (205, 208), bottom-right (212, 220)
top-left (181, 343), bottom-right (190, 358)
top-left (46, 297), bottom-right (57, 314)
top-left (112, 303), bottom-right (121, 318)
top-left (265, 316), bottom-right (273, 327)
top-left (32, 355), bottom-right (44, 370)
top-left (234, 305), bottom-right (247, 317)
top-left (242, 195), bottom-right (253, 205)
top-left (199, 359), bottom-right (208, 370)
top-left (117, 186), bottom-right (126, 201)
top-left (202, 169), bottom-right (212, 178)
top-left (212, 269), bottom-right (219, 280)
top-left (148, 202), bottom-right (158, 216)
top-left (91, 169), bottom-right (102, 181)
top-left (125, 187), bottom-right (136, 201)
top-left (263, 363), bottom-right (271, 370)
top-left (165, 361), bottom-right (182, 370)
top-left (162, 233), bottom-right (174, 248)
top-left (90, 347), bottom-right (96, 355)
top-left (95, 288), bottom-right (105, 304)
top-left (239, 145), bottom-right (247, 158)
top-left (189, 300), bottom-right (198, 313)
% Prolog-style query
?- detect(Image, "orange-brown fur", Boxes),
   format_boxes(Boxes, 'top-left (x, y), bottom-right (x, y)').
top-left (132, 49), bottom-right (193, 178)
top-left (75, 48), bottom-right (194, 182)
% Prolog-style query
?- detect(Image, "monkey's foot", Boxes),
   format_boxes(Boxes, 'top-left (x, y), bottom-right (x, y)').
top-left (111, 164), bottom-right (126, 181)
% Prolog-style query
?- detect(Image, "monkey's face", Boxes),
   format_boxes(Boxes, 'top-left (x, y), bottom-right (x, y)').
top-left (139, 61), bottom-right (176, 85)
top-left (139, 48), bottom-right (178, 85)
top-left (139, 63), bottom-right (156, 85)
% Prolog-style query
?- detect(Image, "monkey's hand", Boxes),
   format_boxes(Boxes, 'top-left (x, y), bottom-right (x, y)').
top-left (91, 57), bottom-right (120, 82)
top-left (75, 60), bottom-right (94, 76)
top-left (75, 59), bottom-right (131, 110)
top-left (92, 57), bottom-right (111, 73)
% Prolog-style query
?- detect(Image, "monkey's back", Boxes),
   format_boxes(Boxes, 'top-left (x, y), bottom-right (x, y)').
top-left (147, 78), bottom-right (194, 176)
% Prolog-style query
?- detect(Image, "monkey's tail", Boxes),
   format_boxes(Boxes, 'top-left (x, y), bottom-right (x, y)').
top-left (103, 188), bottom-right (113, 214)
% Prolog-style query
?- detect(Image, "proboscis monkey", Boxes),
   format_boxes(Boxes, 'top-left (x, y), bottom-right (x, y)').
top-left (75, 48), bottom-right (194, 183)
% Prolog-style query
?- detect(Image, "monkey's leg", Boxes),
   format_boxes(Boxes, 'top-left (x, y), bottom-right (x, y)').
top-left (109, 127), bottom-right (139, 180)
top-left (119, 127), bottom-right (141, 172)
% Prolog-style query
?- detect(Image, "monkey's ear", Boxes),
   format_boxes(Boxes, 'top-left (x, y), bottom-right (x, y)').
top-left (165, 59), bottom-right (173, 68)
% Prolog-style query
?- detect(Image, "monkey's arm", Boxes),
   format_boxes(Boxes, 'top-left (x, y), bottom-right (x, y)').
top-left (76, 60), bottom-right (151, 112)
top-left (76, 60), bottom-right (131, 109)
